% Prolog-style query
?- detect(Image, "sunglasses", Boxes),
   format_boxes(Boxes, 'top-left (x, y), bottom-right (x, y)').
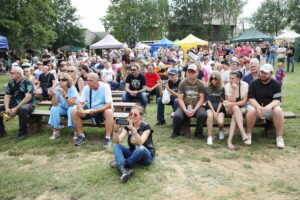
top-left (67, 70), bottom-right (75, 73)
top-left (58, 79), bottom-right (67, 82)
top-left (188, 70), bottom-right (196, 74)
top-left (129, 112), bottom-right (139, 118)
top-left (24, 70), bottom-right (30, 72)
top-left (210, 77), bottom-right (217, 81)
top-left (131, 69), bottom-right (137, 71)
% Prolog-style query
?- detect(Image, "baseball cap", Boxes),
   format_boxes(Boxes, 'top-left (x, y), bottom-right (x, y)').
top-left (187, 64), bottom-right (197, 71)
top-left (168, 69), bottom-right (178, 75)
top-left (260, 64), bottom-right (273, 73)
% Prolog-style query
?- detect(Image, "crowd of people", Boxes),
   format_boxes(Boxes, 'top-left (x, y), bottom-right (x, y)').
top-left (0, 41), bottom-right (293, 182)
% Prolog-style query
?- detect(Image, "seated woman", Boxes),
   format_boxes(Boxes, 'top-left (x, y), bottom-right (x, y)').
top-left (48, 73), bottom-right (79, 140)
top-left (205, 72), bottom-right (226, 145)
top-left (224, 71), bottom-right (249, 149)
top-left (110, 105), bottom-right (155, 183)
top-left (67, 65), bottom-right (84, 95)
top-left (24, 67), bottom-right (37, 86)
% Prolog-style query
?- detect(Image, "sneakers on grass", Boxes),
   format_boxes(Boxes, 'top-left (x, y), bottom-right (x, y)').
top-left (103, 138), bottom-right (112, 149)
top-left (244, 133), bottom-right (252, 145)
top-left (276, 136), bottom-right (285, 148)
top-left (207, 136), bottom-right (213, 145)
top-left (218, 131), bottom-right (224, 140)
top-left (75, 135), bottom-right (87, 146)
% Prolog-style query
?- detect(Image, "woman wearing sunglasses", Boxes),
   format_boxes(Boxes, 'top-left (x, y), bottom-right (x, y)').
top-left (205, 72), bottom-right (226, 145)
top-left (48, 73), bottom-right (79, 140)
top-left (24, 67), bottom-right (37, 86)
top-left (67, 65), bottom-right (84, 95)
top-left (111, 105), bottom-right (155, 183)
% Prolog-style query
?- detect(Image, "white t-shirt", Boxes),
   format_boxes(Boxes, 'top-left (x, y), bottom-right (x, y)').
top-left (225, 81), bottom-right (249, 100)
top-left (277, 47), bottom-right (286, 58)
top-left (101, 68), bottom-right (115, 82)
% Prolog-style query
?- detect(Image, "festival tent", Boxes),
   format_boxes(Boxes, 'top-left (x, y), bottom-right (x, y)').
top-left (231, 29), bottom-right (273, 42)
top-left (0, 36), bottom-right (9, 49)
top-left (150, 37), bottom-right (174, 56)
top-left (275, 30), bottom-right (300, 44)
top-left (135, 42), bottom-right (151, 49)
top-left (90, 34), bottom-right (125, 49)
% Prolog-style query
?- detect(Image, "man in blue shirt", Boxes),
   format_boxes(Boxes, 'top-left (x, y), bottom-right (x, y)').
top-left (242, 58), bottom-right (260, 85)
top-left (72, 73), bottom-right (114, 148)
top-left (268, 42), bottom-right (277, 67)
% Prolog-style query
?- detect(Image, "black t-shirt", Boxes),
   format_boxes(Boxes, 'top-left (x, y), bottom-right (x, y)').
top-left (122, 54), bottom-right (130, 64)
top-left (125, 121), bottom-right (155, 156)
top-left (287, 47), bottom-right (295, 57)
top-left (42, 54), bottom-right (51, 65)
top-left (168, 79), bottom-right (181, 93)
top-left (197, 70), bottom-right (204, 80)
top-left (126, 73), bottom-right (146, 91)
top-left (56, 53), bottom-right (64, 65)
top-left (261, 47), bottom-right (267, 55)
top-left (39, 73), bottom-right (55, 89)
top-left (248, 79), bottom-right (281, 106)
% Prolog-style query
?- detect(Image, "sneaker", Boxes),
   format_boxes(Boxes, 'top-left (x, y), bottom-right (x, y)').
top-left (276, 136), bottom-right (285, 148)
top-left (110, 161), bottom-right (118, 168)
top-left (170, 132), bottom-right (179, 138)
top-left (103, 138), bottom-right (112, 149)
top-left (49, 131), bottom-right (60, 140)
top-left (207, 136), bottom-right (213, 145)
top-left (218, 131), bottom-right (224, 140)
top-left (16, 134), bottom-right (26, 141)
top-left (170, 112), bottom-right (175, 118)
top-left (75, 135), bottom-right (87, 146)
top-left (195, 133), bottom-right (205, 140)
top-left (155, 121), bottom-right (166, 126)
top-left (244, 133), bottom-right (252, 145)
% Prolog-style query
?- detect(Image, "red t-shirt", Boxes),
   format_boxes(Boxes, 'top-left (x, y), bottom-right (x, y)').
top-left (145, 72), bottom-right (161, 88)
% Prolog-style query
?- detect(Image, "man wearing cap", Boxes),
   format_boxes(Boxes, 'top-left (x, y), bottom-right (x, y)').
top-left (155, 69), bottom-right (180, 126)
top-left (245, 64), bottom-right (285, 148)
top-left (122, 64), bottom-right (147, 108)
top-left (144, 64), bottom-right (161, 102)
top-left (242, 58), bottom-right (260, 85)
top-left (170, 64), bottom-right (207, 139)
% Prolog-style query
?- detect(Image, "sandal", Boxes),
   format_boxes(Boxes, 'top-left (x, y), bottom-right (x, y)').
top-left (227, 140), bottom-right (235, 150)
top-left (49, 131), bottom-right (60, 140)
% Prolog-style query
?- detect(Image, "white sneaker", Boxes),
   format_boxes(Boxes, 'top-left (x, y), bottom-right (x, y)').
top-left (170, 112), bottom-right (175, 118)
top-left (49, 131), bottom-right (60, 140)
top-left (276, 136), bottom-right (285, 148)
top-left (207, 136), bottom-right (213, 145)
top-left (218, 131), bottom-right (224, 140)
top-left (244, 133), bottom-right (252, 145)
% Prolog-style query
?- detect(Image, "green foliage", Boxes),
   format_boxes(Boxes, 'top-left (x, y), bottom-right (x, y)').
top-left (287, 0), bottom-right (300, 33)
top-left (250, 0), bottom-right (288, 36)
top-left (102, 0), bottom-right (169, 47)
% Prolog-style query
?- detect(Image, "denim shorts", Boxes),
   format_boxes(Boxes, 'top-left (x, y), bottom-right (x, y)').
top-left (247, 104), bottom-right (272, 121)
top-left (83, 106), bottom-right (104, 125)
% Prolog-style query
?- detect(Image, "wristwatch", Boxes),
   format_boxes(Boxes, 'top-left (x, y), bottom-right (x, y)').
top-left (65, 96), bottom-right (68, 100)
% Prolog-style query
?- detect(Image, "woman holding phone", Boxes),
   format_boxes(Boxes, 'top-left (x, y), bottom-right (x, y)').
top-left (110, 105), bottom-right (155, 183)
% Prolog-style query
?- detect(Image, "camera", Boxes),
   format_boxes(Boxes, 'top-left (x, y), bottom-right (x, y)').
top-left (116, 118), bottom-right (129, 125)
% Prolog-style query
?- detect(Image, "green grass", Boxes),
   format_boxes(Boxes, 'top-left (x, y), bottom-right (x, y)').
top-left (0, 64), bottom-right (300, 200)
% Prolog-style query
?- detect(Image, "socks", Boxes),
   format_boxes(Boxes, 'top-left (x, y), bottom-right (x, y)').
top-left (105, 136), bottom-right (111, 140)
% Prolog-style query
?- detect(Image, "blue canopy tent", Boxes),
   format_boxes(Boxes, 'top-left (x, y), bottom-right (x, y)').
top-left (150, 37), bottom-right (173, 56)
top-left (0, 36), bottom-right (9, 49)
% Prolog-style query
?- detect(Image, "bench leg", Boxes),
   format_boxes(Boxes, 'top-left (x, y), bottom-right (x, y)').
top-left (265, 120), bottom-right (276, 139)
top-left (180, 118), bottom-right (191, 138)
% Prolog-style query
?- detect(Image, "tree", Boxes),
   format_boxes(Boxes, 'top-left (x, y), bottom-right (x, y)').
top-left (250, 0), bottom-right (288, 36)
top-left (287, 0), bottom-right (300, 33)
top-left (0, 0), bottom-right (57, 49)
top-left (102, 0), bottom-right (169, 47)
top-left (51, 0), bottom-right (85, 50)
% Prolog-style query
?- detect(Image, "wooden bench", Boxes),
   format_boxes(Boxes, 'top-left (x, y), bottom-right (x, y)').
top-left (28, 110), bottom-right (129, 133)
top-left (180, 111), bottom-right (297, 139)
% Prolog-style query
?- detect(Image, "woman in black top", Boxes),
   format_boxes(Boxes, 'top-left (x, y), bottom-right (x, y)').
top-left (111, 105), bottom-right (155, 183)
top-left (67, 65), bottom-right (84, 95)
top-left (205, 72), bottom-right (226, 145)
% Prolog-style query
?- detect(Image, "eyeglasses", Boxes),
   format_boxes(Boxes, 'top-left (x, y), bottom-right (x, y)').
top-left (67, 70), bottom-right (75, 73)
top-left (58, 79), bottom-right (67, 82)
top-left (24, 70), bottom-right (30, 73)
top-left (188, 70), bottom-right (196, 74)
top-left (131, 69), bottom-right (137, 71)
top-left (129, 112), bottom-right (138, 118)
top-left (210, 77), bottom-right (217, 81)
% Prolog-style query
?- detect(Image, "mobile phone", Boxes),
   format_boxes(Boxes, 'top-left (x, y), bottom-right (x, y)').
top-left (116, 118), bottom-right (129, 125)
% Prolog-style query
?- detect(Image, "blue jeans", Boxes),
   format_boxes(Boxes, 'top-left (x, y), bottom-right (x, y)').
top-left (122, 91), bottom-right (148, 107)
top-left (157, 96), bottom-right (178, 122)
top-left (113, 144), bottom-right (154, 167)
top-left (48, 105), bottom-right (76, 129)
top-left (120, 80), bottom-right (125, 91)
top-left (108, 81), bottom-right (118, 90)
top-left (268, 54), bottom-right (276, 66)
top-left (287, 56), bottom-right (294, 72)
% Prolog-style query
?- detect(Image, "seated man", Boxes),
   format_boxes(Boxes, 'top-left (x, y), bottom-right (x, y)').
top-left (72, 73), bottom-right (114, 148)
top-left (101, 61), bottom-right (118, 90)
top-left (122, 64), bottom-right (147, 108)
top-left (246, 64), bottom-right (285, 148)
top-left (144, 64), bottom-right (161, 102)
top-left (170, 64), bottom-right (207, 139)
top-left (242, 58), bottom-right (260, 85)
top-left (155, 69), bottom-right (180, 125)
top-left (0, 67), bottom-right (35, 140)
top-left (35, 65), bottom-right (56, 100)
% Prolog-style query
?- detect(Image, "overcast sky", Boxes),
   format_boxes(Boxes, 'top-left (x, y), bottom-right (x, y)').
top-left (72, 0), bottom-right (264, 32)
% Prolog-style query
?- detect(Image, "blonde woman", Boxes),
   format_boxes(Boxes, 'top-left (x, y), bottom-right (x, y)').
top-left (48, 73), bottom-right (79, 140)
top-left (205, 72), bottom-right (226, 145)
top-left (24, 67), bottom-right (37, 86)
top-left (67, 65), bottom-right (84, 95)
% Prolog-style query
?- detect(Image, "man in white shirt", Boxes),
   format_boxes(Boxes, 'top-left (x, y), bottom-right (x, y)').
top-left (101, 62), bottom-right (118, 90)
top-left (277, 43), bottom-right (286, 65)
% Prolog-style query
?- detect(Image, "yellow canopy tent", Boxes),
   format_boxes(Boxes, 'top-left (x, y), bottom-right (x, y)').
top-left (173, 34), bottom-right (208, 60)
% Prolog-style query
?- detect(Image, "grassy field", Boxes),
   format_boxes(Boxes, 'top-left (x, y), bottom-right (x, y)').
top-left (0, 64), bottom-right (299, 200)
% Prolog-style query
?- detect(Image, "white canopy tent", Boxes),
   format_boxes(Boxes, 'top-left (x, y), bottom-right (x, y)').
top-left (90, 34), bottom-right (125, 49)
top-left (135, 42), bottom-right (151, 49)
top-left (275, 31), bottom-right (300, 41)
